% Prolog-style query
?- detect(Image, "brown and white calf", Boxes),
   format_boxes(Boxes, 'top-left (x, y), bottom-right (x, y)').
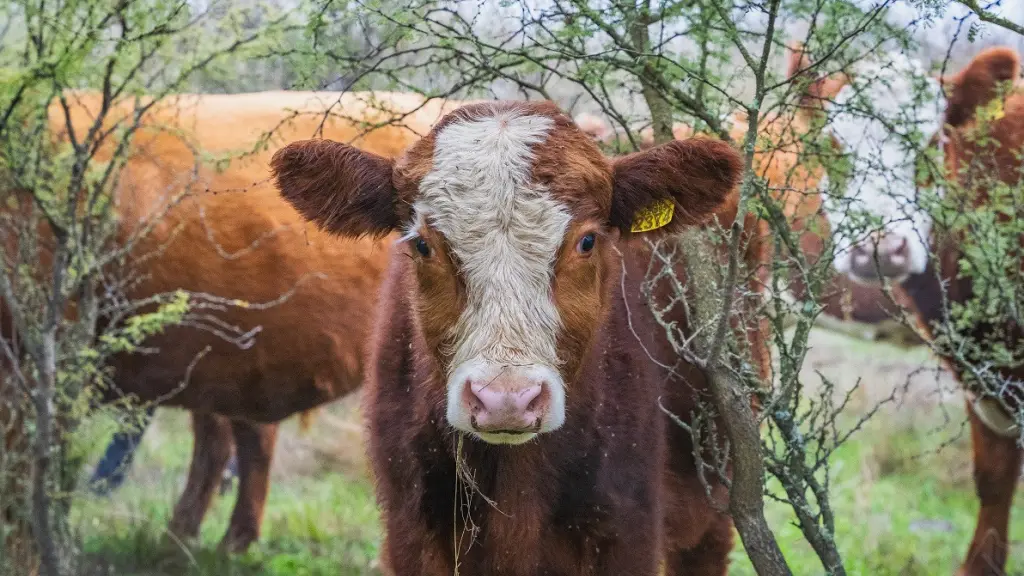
top-left (274, 100), bottom-right (749, 575)
top-left (812, 47), bottom-right (1023, 575)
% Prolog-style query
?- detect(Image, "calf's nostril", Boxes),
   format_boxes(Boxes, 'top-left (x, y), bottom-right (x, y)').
top-left (525, 383), bottom-right (551, 414)
top-left (463, 381), bottom-right (485, 413)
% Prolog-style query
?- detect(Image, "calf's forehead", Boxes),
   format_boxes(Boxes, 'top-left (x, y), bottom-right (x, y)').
top-left (411, 104), bottom-right (575, 282)
top-left (395, 101), bottom-right (614, 228)
top-left (420, 105), bottom-right (558, 223)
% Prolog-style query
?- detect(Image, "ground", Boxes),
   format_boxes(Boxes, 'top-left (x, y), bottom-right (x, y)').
top-left (72, 328), bottom-right (1024, 575)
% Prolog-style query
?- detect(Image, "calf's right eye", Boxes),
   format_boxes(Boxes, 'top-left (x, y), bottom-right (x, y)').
top-left (415, 237), bottom-right (431, 258)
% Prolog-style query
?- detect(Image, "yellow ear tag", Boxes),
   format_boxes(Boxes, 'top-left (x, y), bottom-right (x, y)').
top-left (630, 198), bottom-right (675, 233)
top-left (978, 98), bottom-right (1005, 124)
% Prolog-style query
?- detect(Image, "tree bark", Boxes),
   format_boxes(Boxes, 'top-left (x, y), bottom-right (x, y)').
top-left (680, 229), bottom-right (793, 576)
top-left (629, 4), bottom-right (791, 573)
top-left (31, 333), bottom-right (61, 576)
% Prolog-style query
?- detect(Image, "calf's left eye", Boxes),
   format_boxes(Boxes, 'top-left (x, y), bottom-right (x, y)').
top-left (577, 233), bottom-right (596, 254)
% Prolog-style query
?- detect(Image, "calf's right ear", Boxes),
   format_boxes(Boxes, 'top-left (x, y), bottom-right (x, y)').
top-left (272, 139), bottom-right (401, 238)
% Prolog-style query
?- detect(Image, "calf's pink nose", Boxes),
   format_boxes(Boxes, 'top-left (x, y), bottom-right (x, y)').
top-left (462, 380), bottom-right (550, 433)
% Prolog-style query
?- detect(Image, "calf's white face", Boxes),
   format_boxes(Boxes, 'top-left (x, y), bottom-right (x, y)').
top-left (271, 100), bottom-right (741, 446)
top-left (820, 55), bottom-right (946, 285)
top-left (408, 110), bottom-right (570, 444)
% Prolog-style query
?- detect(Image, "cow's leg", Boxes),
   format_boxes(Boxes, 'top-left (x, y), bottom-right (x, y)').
top-left (663, 515), bottom-right (733, 576)
top-left (219, 419), bottom-right (278, 553)
top-left (168, 412), bottom-right (232, 541)
top-left (958, 399), bottom-right (1022, 576)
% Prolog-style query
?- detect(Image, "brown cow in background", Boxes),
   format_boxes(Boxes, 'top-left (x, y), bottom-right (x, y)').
top-left (4, 91), bottom-right (464, 552)
top-left (807, 46), bottom-right (1023, 575)
top-left (930, 48), bottom-right (1024, 576)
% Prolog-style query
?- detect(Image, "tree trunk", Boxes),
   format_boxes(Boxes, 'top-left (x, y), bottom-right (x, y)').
top-left (31, 334), bottom-right (61, 576)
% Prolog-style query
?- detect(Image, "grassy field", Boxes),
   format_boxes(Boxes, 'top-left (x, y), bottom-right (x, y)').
top-left (71, 328), bottom-right (1024, 575)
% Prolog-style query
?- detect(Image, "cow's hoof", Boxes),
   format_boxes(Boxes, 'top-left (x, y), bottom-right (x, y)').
top-left (166, 517), bottom-right (201, 543)
top-left (162, 525), bottom-right (199, 552)
top-left (955, 560), bottom-right (1007, 576)
top-left (218, 529), bottom-right (257, 554)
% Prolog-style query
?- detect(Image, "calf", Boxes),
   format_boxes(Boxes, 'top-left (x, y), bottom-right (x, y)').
top-left (274, 100), bottom-right (747, 575)
top-left (811, 47), bottom-right (1023, 575)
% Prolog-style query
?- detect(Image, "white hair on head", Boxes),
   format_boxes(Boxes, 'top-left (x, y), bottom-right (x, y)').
top-left (820, 52), bottom-right (947, 279)
top-left (411, 106), bottom-right (571, 374)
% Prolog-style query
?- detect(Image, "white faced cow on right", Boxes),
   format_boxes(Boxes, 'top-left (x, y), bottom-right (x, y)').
top-left (273, 100), bottom-right (751, 575)
top-left (818, 52), bottom-right (947, 285)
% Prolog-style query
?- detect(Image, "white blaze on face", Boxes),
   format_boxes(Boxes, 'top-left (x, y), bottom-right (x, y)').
top-left (410, 107), bottom-right (571, 436)
top-left (821, 54), bottom-right (946, 281)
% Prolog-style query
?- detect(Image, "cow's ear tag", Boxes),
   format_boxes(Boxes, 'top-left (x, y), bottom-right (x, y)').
top-left (631, 198), bottom-right (675, 233)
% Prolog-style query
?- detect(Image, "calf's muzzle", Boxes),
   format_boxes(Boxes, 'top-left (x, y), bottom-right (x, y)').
top-left (447, 360), bottom-right (565, 444)
top-left (849, 231), bottom-right (912, 283)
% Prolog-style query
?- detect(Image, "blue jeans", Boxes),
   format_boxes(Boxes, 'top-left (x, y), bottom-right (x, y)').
top-left (88, 408), bottom-right (239, 495)
top-left (88, 405), bottom-right (156, 495)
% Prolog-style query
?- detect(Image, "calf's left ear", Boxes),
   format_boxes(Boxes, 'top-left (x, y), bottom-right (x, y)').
top-left (609, 137), bottom-right (741, 236)
top-left (272, 138), bottom-right (402, 238)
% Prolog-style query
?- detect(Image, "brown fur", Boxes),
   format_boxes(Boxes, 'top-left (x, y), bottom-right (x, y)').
top-left (406, 225), bottom-right (466, 378)
top-left (943, 47), bottom-right (1021, 128)
top-left (271, 139), bottom-right (403, 238)
top-left (168, 413), bottom-right (236, 542)
top-left (4, 90), bottom-right (454, 552)
top-left (275, 100), bottom-right (746, 575)
top-left (611, 138), bottom-right (743, 235)
top-left (533, 113), bottom-right (616, 223)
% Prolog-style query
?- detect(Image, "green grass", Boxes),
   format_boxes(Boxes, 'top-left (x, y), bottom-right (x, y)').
top-left (75, 470), bottom-right (380, 576)
top-left (71, 409), bottom-right (382, 576)
top-left (70, 330), bottom-right (1024, 575)
top-left (730, 418), bottom-right (1024, 575)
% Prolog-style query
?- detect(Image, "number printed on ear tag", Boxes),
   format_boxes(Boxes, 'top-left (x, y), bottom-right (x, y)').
top-left (630, 198), bottom-right (675, 233)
